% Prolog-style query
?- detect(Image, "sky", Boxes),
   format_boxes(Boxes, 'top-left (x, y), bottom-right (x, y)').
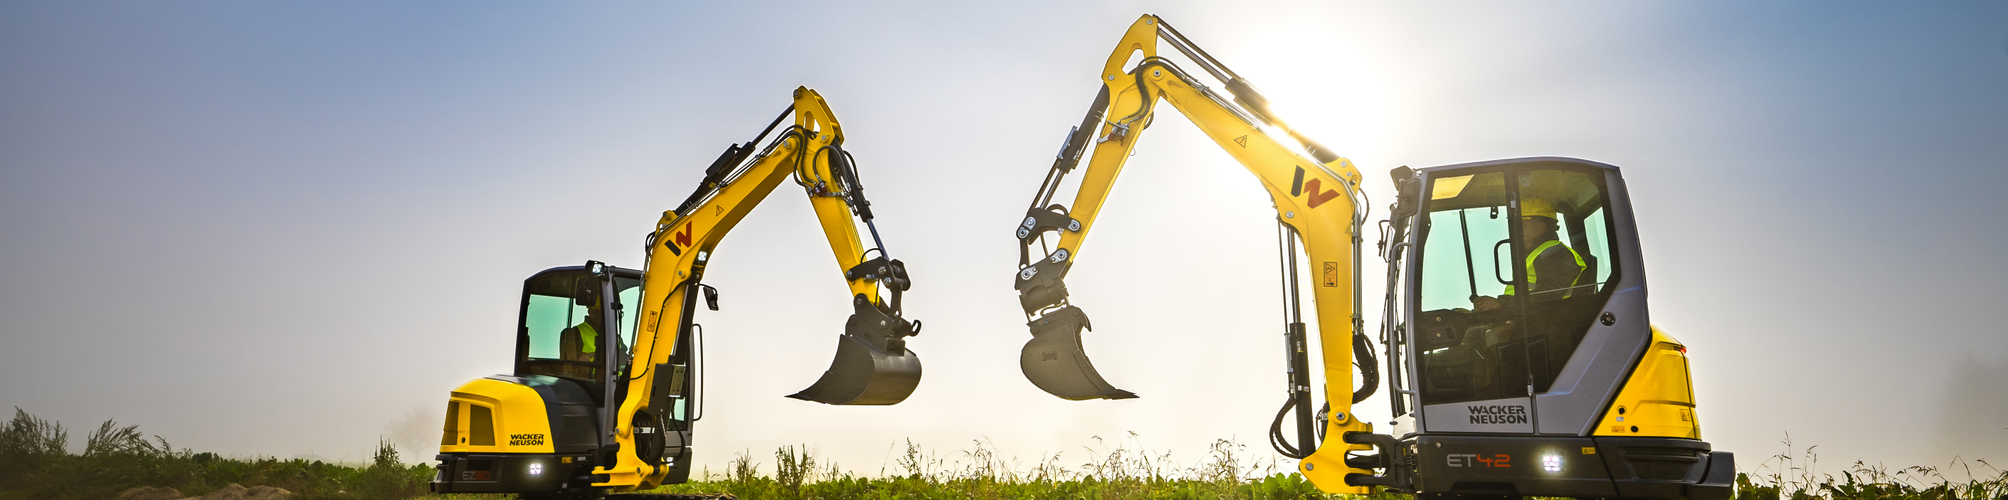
top-left (3, 0), bottom-right (2006, 480)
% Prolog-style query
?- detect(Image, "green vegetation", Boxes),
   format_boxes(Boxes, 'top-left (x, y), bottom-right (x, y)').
top-left (1731, 435), bottom-right (2006, 500)
top-left (646, 436), bottom-right (1380, 499)
top-left (5, 409), bottom-right (2003, 500)
top-left (0, 408), bottom-right (432, 500)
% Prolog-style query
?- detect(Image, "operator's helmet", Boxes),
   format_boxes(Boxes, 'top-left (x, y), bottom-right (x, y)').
top-left (1519, 197), bottom-right (1559, 221)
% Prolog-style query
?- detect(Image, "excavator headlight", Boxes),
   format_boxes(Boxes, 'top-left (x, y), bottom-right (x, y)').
top-left (528, 462), bottom-right (543, 476)
top-left (1541, 454), bottom-right (1561, 473)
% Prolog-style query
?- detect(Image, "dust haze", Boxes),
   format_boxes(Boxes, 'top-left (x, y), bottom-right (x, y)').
top-left (1931, 357), bottom-right (2008, 472)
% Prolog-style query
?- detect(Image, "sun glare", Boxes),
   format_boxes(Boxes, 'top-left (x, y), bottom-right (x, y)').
top-left (1206, 24), bottom-right (1396, 169)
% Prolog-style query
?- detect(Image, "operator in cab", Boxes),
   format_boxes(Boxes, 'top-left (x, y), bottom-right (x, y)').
top-left (554, 291), bottom-right (612, 383)
top-left (1472, 198), bottom-right (1586, 311)
top-left (561, 304), bottom-right (604, 363)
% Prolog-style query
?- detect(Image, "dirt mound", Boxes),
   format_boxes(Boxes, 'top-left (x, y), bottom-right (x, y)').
top-left (195, 485), bottom-right (291, 500)
top-left (113, 484), bottom-right (292, 500)
top-left (114, 487), bottom-right (182, 500)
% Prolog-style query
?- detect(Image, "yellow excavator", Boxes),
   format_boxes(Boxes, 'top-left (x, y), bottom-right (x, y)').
top-left (1012, 15), bottom-right (1735, 498)
top-left (430, 87), bottom-right (923, 497)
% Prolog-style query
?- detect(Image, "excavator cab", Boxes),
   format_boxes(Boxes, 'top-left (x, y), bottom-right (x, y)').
top-left (1374, 157), bottom-right (1733, 499)
top-left (1400, 162), bottom-right (1617, 411)
top-left (435, 262), bottom-right (704, 495)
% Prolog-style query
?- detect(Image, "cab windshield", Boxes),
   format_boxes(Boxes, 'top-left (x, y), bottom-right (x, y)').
top-left (517, 272), bottom-right (641, 385)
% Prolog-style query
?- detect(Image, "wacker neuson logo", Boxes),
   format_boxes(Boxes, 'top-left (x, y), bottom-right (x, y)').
top-left (510, 433), bottom-right (546, 446)
top-left (1467, 405), bottom-right (1529, 425)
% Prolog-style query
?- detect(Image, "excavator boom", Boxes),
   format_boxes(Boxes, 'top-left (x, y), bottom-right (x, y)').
top-left (1010, 14), bottom-right (1375, 492)
top-left (595, 87), bottom-right (923, 489)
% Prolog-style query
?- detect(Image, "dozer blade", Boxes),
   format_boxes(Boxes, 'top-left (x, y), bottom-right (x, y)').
top-left (1020, 306), bottom-right (1137, 400)
top-left (789, 298), bottom-right (922, 405)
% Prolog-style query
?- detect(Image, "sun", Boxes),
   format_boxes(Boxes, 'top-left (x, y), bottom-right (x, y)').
top-left (1198, 22), bottom-right (1398, 170)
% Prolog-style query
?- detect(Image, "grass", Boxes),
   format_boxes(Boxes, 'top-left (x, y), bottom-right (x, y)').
top-left (5, 408), bottom-right (2004, 500)
top-left (1732, 433), bottom-right (2007, 500)
top-left (0, 408), bottom-right (433, 500)
top-left (648, 434), bottom-right (1373, 499)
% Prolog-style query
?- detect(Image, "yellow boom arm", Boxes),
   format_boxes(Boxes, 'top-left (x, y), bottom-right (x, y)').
top-left (1011, 15), bottom-right (1373, 492)
top-left (595, 87), bottom-right (921, 490)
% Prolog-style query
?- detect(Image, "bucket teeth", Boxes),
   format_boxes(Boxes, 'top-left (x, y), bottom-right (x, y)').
top-left (788, 297), bottom-right (922, 405)
top-left (1020, 306), bottom-right (1137, 400)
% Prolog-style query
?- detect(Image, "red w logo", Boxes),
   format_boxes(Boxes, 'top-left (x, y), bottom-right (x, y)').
top-left (665, 221), bottom-right (694, 256)
top-left (1290, 167), bottom-right (1342, 209)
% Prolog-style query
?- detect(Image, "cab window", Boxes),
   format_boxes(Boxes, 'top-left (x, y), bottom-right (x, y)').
top-left (517, 272), bottom-right (639, 384)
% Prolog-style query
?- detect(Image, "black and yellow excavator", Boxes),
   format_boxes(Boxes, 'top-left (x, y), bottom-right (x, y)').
top-left (430, 87), bottom-right (922, 496)
top-left (1012, 15), bottom-right (1736, 498)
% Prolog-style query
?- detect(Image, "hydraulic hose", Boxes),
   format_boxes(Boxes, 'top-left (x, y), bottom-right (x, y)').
top-left (1268, 396), bottom-right (1310, 459)
top-left (1353, 332), bottom-right (1379, 404)
top-left (1272, 334), bottom-right (1379, 461)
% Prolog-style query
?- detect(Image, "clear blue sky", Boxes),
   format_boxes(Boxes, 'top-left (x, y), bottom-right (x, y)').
top-left (3, 1), bottom-right (2004, 475)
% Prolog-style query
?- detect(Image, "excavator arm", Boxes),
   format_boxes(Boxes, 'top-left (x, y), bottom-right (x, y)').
top-left (1011, 15), bottom-right (1375, 492)
top-left (594, 87), bottom-right (921, 490)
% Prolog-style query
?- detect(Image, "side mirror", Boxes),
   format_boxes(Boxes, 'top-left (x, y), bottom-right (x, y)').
top-left (575, 279), bottom-right (602, 308)
top-left (700, 285), bottom-right (720, 311)
top-left (1388, 165), bottom-right (1414, 186)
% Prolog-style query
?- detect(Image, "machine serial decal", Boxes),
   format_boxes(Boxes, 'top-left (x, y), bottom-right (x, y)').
top-left (1448, 453), bottom-right (1513, 468)
top-left (1468, 404), bottom-right (1530, 425)
top-left (1290, 166), bottom-right (1341, 209)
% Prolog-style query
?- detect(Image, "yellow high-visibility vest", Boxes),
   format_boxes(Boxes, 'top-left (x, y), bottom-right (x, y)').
top-left (577, 322), bottom-right (598, 354)
top-left (1503, 240), bottom-right (1586, 297)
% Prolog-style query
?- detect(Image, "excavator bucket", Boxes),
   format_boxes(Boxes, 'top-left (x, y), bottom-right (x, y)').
top-left (1020, 306), bottom-right (1137, 400)
top-left (789, 298), bottom-right (922, 405)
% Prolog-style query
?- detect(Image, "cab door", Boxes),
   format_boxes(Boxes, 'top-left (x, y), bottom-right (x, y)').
top-left (1404, 159), bottom-right (1629, 435)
